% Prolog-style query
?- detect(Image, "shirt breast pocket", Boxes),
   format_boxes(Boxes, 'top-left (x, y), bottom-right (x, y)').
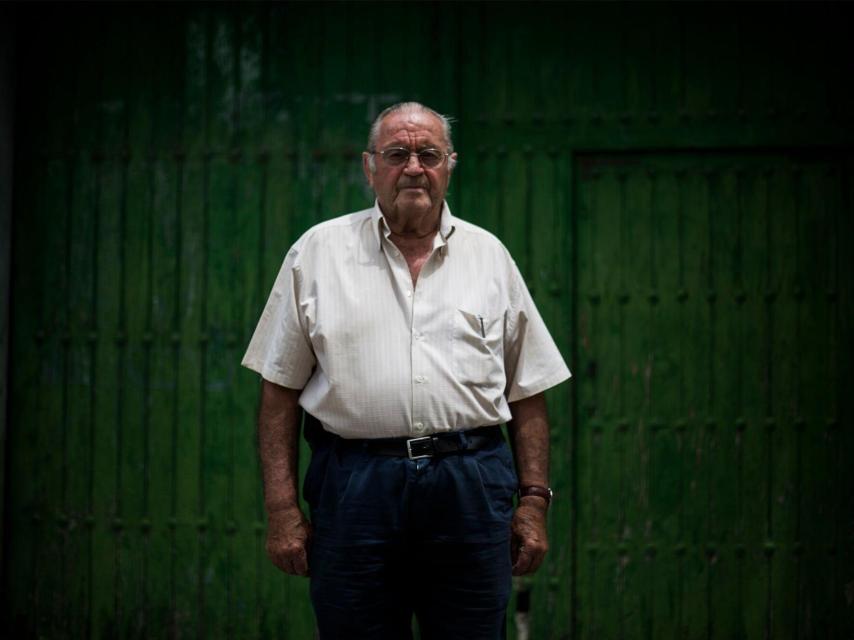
top-left (453, 309), bottom-right (505, 387)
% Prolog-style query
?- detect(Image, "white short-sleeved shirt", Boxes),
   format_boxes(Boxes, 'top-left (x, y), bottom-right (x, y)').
top-left (242, 201), bottom-right (571, 439)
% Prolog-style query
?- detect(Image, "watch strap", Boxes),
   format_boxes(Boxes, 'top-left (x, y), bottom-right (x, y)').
top-left (518, 485), bottom-right (553, 505)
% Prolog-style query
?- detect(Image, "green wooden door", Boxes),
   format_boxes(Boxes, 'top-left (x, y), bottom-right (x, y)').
top-left (574, 152), bottom-right (853, 639)
top-left (3, 3), bottom-right (852, 639)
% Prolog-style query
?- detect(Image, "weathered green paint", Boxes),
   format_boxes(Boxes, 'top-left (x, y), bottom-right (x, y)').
top-left (4, 3), bottom-right (853, 639)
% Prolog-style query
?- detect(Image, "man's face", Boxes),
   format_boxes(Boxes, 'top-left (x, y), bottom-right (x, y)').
top-left (362, 110), bottom-right (457, 221)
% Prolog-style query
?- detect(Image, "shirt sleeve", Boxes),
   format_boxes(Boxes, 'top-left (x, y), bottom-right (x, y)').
top-left (241, 247), bottom-right (316, 389)
top-left (503, 257), bottom-right (571, 402)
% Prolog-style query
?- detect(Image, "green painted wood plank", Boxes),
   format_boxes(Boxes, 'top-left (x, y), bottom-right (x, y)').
top-left (65, 17), bottom-right (109, 632)
top-left (147, 155), bottom-right (182, 635)
top-left (340, 5), bottom-right (374, 150)
top-left (564, 6), bottom-right (597, 125)
top-left (649, 10), bottom-right (682, 123)
top-left (588, 4), bottom-right (622, 119)
top-left (457, 148), bottom-right (480, 229)
top-left (479, 151), bottom-right (501, 235)
top-left (679, 167), bottom-right (713, 639)
top-left (505, 6), bottom-right (542, 126)
top-left (796, 163), bottom-right (836, 639)
top-left (237, 6), bottom-right (267, 156)
top-left (671, 168), bottom-right (691, 640)
top-left (527, 152), bottom-right (561, 637)
top-left (573, 161), bottom-right (596, 640)
top-left (65, 158), bottom-right (98, 639)
top-left (621, 3), bottom-right (656, 119)
top-left (685, 11), bottom-right (740, 118)
top-left (91, 155), bottom-right (124, 639)
top-left (4, 153), bottom-right (44, 635)
top-left (202, 142), bottom-right (238, 640)
top-left (591, 169), bottom-right (623, 640)
top-left (32, 156), bottom-right (73, 639)
top-left (199, 8), bottom-right (240, 639)
top-left (169, 9), bottom-right (210, 637)
top-left (231, 157), bottom-right (265, 638)
top-left (834, 156), bottom-right (854, 639)
top-left (377, 2), bottom-right (430, 104)
top-left (822, 161), bottom-right (848, 640)
top-left (645, 167), bottom-right (682, 640)
top-left (152, 11), bottom-right (187, 634)
top-left (709, 168), bottom-right (742, 640)
top-left (264, 4), bottom-right (293, 156)
top-left (86, 12), bottom-right (130, 637)
top-left (738, 164), bottom-right (775, 640)
top-left (174, 156), bottom-right (204, 640)
top-left (500, 152), bottom-right (528, 283)
top-left (232, 40), bottom-right (269, 640)
top-left (314, 5), bottom-right (353, 225)
top-left (766, 163), bottom-right (800, 639)
top-left (318, 3), bottom-right (349, 150)
top-left (620, 168), bottom-right (651, 640)
top-left (455, 3), bottom-right (491, 123)
top-left (116, 19), bottom-right (167, 631)
top-left (116, 152), bottom-right (151, 640)
top-left (287, 3), bottom-right (322, 232)
top-left (427, 2), bottom-right (458, 120)
top-left (546, 153), bottom-right (575, 638)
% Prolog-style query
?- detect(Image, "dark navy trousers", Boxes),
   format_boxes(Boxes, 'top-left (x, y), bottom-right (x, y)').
top-left (303, 420), bottom-right (518, 640)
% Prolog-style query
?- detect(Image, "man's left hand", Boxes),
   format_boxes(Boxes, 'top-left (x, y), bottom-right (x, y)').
top-left (510, 497), bottom-right (549, 575)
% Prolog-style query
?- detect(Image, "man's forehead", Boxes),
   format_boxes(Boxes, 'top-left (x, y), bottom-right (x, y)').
top-left (378, 111), bottom-right (444, 144)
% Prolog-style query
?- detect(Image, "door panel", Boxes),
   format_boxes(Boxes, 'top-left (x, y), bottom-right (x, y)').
top-left (574, 152), bottom-right (852, 640)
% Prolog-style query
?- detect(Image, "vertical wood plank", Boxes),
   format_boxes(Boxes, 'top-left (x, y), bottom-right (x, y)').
top-left (172, 9), bottom-right (207, 638)
top-left (5, 153), bottom-right (45, 636)
top-left (647, 165), bottom-right (682, 640)
top-left (767, 164), bottom-right (799, 639)
top-left (232, 9), bottom-right (266, 636)
top-left (202, 7), bottom-right (238, 638)
top-left (680, 167), bottom-right (712, 639)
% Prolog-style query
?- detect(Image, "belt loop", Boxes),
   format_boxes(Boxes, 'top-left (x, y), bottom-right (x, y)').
top-left (458, 429), bottom-right (470, 451)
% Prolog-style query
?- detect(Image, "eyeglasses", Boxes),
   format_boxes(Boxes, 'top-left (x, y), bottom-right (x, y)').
top-left (370, 147), bottom-right (450, 169)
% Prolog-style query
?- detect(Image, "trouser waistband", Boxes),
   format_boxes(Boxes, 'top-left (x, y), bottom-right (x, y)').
top-left (331, 426), bottom-right (504, 460)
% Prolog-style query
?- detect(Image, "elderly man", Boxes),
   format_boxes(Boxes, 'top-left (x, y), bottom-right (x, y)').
top-left (242, 102), bottom-right (570, 639)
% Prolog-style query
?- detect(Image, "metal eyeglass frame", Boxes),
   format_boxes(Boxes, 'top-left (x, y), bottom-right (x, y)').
top-left (368, 147), bottom-right (451, 169)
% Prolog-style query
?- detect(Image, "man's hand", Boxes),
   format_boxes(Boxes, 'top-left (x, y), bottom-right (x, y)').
top-left (510, 497), bottom-right (549, 575)
top-left (265, 505), bottom-right (313, 577)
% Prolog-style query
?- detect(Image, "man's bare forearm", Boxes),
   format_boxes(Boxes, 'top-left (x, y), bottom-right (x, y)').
top-left (507, 392), bottom-right (550, 488)
top-left (507, 391), bottom-right (551, 575)
top-left (257, 379), bottom-right (303, 514)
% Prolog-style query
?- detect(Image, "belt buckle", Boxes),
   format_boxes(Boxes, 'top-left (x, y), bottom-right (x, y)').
top-left (406, 436), bottom-right (435, 460)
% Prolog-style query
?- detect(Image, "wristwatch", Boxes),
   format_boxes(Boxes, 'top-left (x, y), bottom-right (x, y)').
top-left (518, 485), bottom-right (553, 506)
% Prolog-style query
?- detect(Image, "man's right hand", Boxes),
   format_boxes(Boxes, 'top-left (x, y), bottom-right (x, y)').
top-left (265, 505), bottom-right (313, 577)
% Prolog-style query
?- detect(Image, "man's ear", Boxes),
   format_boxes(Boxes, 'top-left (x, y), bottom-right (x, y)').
top-left (448, 152), bottom-right (458, 171)
top-left (362, 152), bottom-right (375, 187)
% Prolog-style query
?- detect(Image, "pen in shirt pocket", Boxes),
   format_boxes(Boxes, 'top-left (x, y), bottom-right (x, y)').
top-left (477, 314), bottom-right (485, 338)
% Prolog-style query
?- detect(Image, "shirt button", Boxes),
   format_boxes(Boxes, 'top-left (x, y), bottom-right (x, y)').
top-left (406, 291), bottom-right (412, 297)
top-left (415, 375), bottom-right (426, 383)
top-left (413, 421), bottom-right (425, 433)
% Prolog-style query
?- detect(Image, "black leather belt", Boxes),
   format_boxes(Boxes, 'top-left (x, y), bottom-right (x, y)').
top-left (334, 426), bottom-right (504, 460)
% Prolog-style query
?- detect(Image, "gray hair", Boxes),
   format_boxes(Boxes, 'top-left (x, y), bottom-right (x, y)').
top-left (366, 102), bottom-right (456, 173)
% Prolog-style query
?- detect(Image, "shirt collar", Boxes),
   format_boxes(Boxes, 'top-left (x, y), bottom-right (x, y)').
top-left (371, 199), bottom-right (456, 254)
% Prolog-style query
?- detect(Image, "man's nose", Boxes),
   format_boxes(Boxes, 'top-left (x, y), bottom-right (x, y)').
top-left (403, 153), bottom-right (424, 174)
